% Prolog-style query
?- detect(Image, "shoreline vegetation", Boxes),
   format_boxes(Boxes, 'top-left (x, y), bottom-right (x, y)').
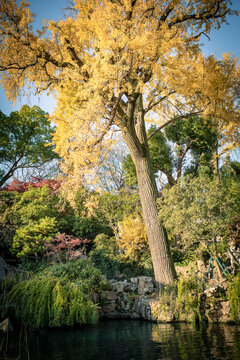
top-left (0, 170), bottom-right (240, 330)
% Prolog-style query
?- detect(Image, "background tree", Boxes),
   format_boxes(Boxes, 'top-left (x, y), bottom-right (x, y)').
top-left (0, 105), bottom-right (59, 187)
top-left (158, 169), bottom-right (240, 259)
top-left (123, 116), bottom-right (218, 188)
top-left (0, 0), bottom-right (239, 288)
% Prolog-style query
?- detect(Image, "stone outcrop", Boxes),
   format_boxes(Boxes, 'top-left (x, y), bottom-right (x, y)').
top-left (99, 276), bottom-right (156, 321)
top-left (98, 271), bottom-right (235, 324)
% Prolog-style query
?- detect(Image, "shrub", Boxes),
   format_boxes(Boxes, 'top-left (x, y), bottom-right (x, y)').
top-left (228, 272), bottom-right (240, 322)
top-left (72, 216), bottom-right (112, 241)
top-left (96, 191), bottom-right (141, 232)
top-left (41, 259), bottom-right (110, 295)
top-left (0, 190), bottom-right (20, 247)
top-left (158, 170), bottom-right (240, 258)
top-left (3, 275), bottom-right (98, 328)
top-left (44, 233), bottom-right (91, 263)
top-left (11, 217), bottom-right (57, 259)
top-left (158, 273), bottom-right (204, 322)
top-left (118, 215), bottom-right (149, 261)
top-left (90, 234), bottom-right (153, 279)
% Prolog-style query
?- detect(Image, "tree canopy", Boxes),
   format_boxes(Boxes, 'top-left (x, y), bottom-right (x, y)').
top-left (158, 168), bottom-right (240, 257)
top-left (0, 105), bottom-right (59, 187)
top-left (123, 116), bottom-right (218, 188)
top-left (0, 0), bottom-right (239, 287)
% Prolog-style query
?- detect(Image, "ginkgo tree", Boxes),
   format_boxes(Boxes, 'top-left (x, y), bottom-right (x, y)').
top-left (0, 0), bottom-right (239, 288)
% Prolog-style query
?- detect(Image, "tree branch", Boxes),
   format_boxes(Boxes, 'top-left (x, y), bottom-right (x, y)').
top-left (168, 1), bottom-right (229, 28)
top-left (147, 112), bottom-right (202, 140)
top-left (144, 90), bottom-right (176, 114)
top-left (92, 92), bottom-right (123, 147)
top-left (177, 140), bottom-right (194, 180)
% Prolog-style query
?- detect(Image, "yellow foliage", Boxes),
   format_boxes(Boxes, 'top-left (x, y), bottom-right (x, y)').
top-left (118, 215), bottom-right (149, 261)
top-left (0, 0), bottom-right (239, 196)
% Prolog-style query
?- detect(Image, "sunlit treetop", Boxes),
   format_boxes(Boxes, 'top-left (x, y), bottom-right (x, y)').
top-left (0, 0), bottom-right (239, 192)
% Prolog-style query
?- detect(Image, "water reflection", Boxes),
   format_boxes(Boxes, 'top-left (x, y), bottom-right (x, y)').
top-left (151, 323), bottom-right (240, 360)
top-left (1, 320), bottom-right (240, 360)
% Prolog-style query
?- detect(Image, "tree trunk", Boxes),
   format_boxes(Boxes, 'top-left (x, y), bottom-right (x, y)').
top-left (121, 95), bottom-right (177, 290)
top-left (134, 153), bottom-right (177, 289)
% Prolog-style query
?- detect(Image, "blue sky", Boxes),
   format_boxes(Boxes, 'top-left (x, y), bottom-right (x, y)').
top-left (0, 0), bottom-right (239, 116)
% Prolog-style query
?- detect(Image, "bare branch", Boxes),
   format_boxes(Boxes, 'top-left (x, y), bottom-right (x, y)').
top-left (177, 140), bottom-right (194, 180)
top-left (168, 1), bottom-right (229, 28)
top-left (92, 92), bottom-right (123, 147)
top-left (144, 90), bottom-right (176, 114)
top-left (147, 112), bottom-right (202, 140)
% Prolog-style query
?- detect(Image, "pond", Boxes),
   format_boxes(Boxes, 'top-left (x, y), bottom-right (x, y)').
top-left (1, 320), bottom-right (240, 360)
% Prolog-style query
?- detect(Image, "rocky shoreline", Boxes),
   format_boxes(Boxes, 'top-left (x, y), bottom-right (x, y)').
top-left (0, 257), bottom-right (237, 326)
top-left (99, 256), bottom-right (238, 324)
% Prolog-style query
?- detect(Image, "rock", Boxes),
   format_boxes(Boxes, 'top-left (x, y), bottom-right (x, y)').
top-left (102, 303), bottom-right (116, 313)
top-left (204, 287), bottom-right (218, 297)
top-left (130, 277), bottom-right (139, 284)
top-left (175, 264), bottom-right (194, 276)
top-left (221, 279), bottom-right (228, 292)
top-left (204, 285), bottom-right (225, 298)
top-left (104, 291), bottom-right (117, 301)
top-left (109, 279), bottom-right (117, 283)
top-left (138, 276), bottom-right (155, 295)
top-left (113, 281), bottom-right (125, 293)
top-left (197, 260), bottom-right (207, 274)
top-left (219, 300), bottom-right (232, 323)
top-left (0, 318), bottom-right (12, 333)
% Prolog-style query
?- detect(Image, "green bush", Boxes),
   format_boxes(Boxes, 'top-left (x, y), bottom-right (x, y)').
top-left (11, 216), bottom-right (57, 259)
top-left (90, 234), bottom-right (153, 279)
top-left (41, 259), bottom-right (110, 295)
top-left (158, 170), bottom-right (240, 258)
top-left (72, 216), bottom-right (112, 240)
top-left (3, 275), bottom-right (98, 328)
top-left (228, 273), bottom-right (240, 322)
top-left (158, 273), bottom-right (204, 322)
top-left (0, 191), bottom-right (20, 247)
top-left (18, 259), bottom-right (50, 274)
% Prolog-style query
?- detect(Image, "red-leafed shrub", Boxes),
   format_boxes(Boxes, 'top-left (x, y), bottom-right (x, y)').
top-left (1, 177), bottom-right (61, 193)
top-left (44, 233), bottom-right (91, 263)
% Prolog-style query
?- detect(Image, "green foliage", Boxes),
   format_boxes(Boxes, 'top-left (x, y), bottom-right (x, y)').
top-left (19, 259), bottom-right (50, 275)
top-left (9, 185), bottom-right (76, 259)
top-left (158, 273), bottom-right (204, 322)
top-left (41, 259), bottom-right (110, 295)
top-left (93, 233), bottom-right (118, 255)
top-left (0, 190), bottom-right (20, 247)
top-left (72, 216), bottom-right (112, 240)
top-left (158, 169), bottom-right (240, 257)
top-left (175, 274), bottom-right (204, 322)
top-left (165, 116), bottom-right (217, 169)
top-left (11, 216), bottom-right (57, 259)
top-left (96, 190), bottom-right (141, 231)
top-left (123, 117), bottom-right (218, 188)
top-left (228, 273), bottom-right (240, 322)
top-left (90, 234), bottom-right (153, 279)
top-left (16, 185), bottom-right (58, 221)
top-left (4, 275), bottom-right (98, 328)
top-left (0, 105), bottom-right (59, 186)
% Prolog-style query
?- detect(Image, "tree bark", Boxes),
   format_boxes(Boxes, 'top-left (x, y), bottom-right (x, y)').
top-left (121, 95), bottom-right (177, 290)
top-left (134, 153), bottom-right (177, 289)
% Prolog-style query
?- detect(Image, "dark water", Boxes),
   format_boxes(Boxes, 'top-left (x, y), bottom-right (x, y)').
top-left (1, 320), bottom-right (240, 360)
